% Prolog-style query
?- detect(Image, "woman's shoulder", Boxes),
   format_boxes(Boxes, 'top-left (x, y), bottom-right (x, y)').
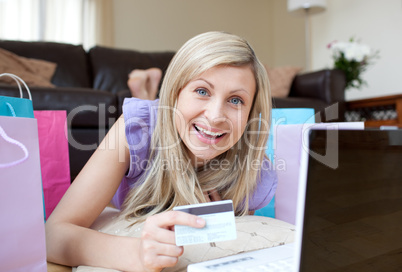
top-left (123, 97), bottom-right (159, 126)
top-left (121, 98), bottom-right (159, 182)
top-left (122, 98), bottom-right (159, 158)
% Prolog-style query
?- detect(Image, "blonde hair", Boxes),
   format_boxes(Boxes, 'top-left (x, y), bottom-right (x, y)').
top-left (121, 31), bottom-right (271, 223)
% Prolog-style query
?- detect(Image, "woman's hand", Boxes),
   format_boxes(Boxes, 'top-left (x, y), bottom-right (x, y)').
top-left (138, 211), bottom-right (206, 272)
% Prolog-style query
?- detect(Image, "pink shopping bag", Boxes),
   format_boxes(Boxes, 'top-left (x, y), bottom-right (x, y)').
top-left (34, 111), bottom-right (70, 220)
top-left (0, 115), bottom-right (47, 272)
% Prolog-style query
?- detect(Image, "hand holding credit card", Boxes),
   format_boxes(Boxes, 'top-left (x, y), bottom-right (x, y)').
top-left (173, 200), bottom-right (237, 246)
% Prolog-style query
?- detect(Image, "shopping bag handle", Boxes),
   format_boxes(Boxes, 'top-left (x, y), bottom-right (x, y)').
top-left (0, 125), bottom-right (29, 168)
top-left (0, 73), bottom-right (32, 100)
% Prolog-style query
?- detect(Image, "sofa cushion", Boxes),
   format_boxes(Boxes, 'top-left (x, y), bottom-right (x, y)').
top-left (0, 40), bottom-right (91, 88)
top-left (266, 66), bottom-right (302, 98)
top-left (89, 46), bottom-right (175, 94)
top-left (68, 128), bottom-right (106, 180)
top-left (0, 48), bottom-right (56, 87)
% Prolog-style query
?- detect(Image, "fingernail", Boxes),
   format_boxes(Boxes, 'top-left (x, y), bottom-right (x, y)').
top-left (197, 218), bottom-right (206, 226)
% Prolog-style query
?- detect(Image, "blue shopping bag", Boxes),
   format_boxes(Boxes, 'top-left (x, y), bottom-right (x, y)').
top-left (255, 108), bottom-right (315, 218)
top-left (0, 73), bottom-right (34, 118)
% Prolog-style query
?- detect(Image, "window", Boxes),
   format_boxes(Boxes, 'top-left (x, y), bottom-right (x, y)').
top-left (0, 0), bottom-right (113, 49)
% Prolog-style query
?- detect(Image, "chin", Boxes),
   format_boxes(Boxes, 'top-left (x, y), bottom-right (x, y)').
top-left (192, 149), bottom-right (227, 163)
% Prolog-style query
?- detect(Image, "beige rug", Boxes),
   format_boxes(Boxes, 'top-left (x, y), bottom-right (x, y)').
top-left (75, 207), bottom-right (295, 272)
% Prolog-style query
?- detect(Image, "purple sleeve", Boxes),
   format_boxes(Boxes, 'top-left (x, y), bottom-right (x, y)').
top-left (123, 98), bottom-right (158, 179)
top-left (111, 98), bottom-right (159, 209)
top-left (248, 158), bottom-right (278, 211)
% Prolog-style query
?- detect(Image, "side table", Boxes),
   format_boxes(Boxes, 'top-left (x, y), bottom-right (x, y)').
top-left (345, 94), bottom-right (402, 128)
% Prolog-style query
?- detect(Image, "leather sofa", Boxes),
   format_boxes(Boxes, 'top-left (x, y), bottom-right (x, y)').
top-left (0, 40), bottom-right (346, 181)
top-left (274, 69), bottom-right (346, 122)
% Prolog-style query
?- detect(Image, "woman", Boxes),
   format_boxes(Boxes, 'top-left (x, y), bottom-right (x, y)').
top-left (46, 31), bottom-right (277, 272)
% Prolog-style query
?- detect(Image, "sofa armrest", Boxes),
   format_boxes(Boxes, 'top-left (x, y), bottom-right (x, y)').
top-left (289, 69), bottom-right (346, 105)
top-left (0, 85), bottom-right (117, 128)
top-left (116, 89), bottom-right (131, 116)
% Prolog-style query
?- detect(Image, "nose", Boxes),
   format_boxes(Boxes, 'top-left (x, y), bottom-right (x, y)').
top-left (204, 99), bottom-right (226, 124)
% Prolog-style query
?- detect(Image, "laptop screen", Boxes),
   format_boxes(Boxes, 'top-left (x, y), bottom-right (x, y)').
top-left (300, 129), bottom-right (402, 271)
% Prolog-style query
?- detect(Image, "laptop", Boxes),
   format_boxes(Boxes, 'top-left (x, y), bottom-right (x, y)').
top-left (188, 129), bottom-right (402, 272)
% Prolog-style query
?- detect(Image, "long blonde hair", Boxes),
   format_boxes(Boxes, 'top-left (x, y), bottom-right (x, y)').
top-left (120, 31), bottom-right (271, 223)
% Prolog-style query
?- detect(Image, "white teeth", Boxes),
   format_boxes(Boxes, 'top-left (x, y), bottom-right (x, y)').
top-left (194, 125), bottom-right (224, 137)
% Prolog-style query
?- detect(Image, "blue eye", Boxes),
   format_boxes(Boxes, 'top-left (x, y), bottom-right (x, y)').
top-left (196, 88), bottom-right (208, 96)
top-left (230, 97), bottom-right (243, 105)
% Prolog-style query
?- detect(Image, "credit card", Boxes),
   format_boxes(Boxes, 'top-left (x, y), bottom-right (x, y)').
top-left (173, 200), bottom-right (237, 246)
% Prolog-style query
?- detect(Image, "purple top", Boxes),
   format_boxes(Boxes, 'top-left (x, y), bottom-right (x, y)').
top-left (112, 98), bottom-right (277, 211)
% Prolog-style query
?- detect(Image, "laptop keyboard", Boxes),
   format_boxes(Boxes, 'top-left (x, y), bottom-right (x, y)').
top-left (222, 257), bottom-right (293, 272)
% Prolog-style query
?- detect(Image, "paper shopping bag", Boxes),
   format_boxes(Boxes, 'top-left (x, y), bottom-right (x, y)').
top-left (34, 110), bottom-right (70, 220)
top-left (0, 73), bottom-right (46, 220)
top-left (0, 73), bottom-right (34, 118)
top-left (0, 116), bottom-right (47, 272)
top-left (255, 108), bottom-right (315, 218)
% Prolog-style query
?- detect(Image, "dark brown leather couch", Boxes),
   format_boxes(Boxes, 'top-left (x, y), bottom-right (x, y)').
top-left (274, 69), bottom-right (346, 122)
top-left (0, 40), bottom-right (346, 181)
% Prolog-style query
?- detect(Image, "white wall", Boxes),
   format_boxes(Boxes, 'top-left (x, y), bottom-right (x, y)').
top-left (272, 0), bottom-right (305, 69)
top-left (112, 0), bottom-right (274, 66)
top-left (112, 0), bottom-right (306, 69)
top-left (311, 0), bottom-right (402, 101)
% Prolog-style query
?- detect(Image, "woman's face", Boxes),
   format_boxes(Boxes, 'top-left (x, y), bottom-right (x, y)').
top-left (175, 65), bottom-right (256, 166)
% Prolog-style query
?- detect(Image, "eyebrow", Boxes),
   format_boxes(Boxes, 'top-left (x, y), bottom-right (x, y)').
top-left (196, 78), bottom-right (252, 98)
top-left (197, 78), bottom-right (214, 89)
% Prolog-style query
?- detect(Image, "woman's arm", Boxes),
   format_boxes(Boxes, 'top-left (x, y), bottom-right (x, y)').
top-left (45, 116), bottom-right (205, 272)
top-left (45, 115), bottom-right (138, 269)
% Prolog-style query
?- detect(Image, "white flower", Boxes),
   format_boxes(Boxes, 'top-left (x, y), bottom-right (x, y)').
top-left (328, 38), bottom-right (378, 90)
top-left (351, 79), bottom-right (360, 87)
top-left (330, 41), bottom-right (371, 62)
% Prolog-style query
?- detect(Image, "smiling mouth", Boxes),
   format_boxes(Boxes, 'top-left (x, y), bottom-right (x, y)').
top-left (193, 124), bottom-right (226, 139)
